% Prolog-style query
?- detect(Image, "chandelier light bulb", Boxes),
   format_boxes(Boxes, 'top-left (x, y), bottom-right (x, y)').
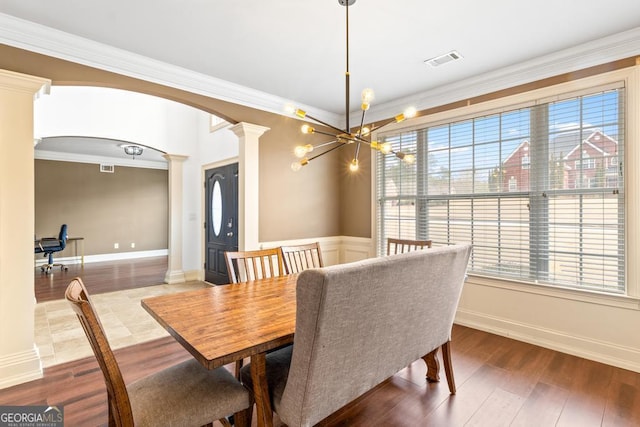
top-left (361, 88), bottom-right (375, 110)
top-left (301, 124), bottom-right (315, 134)
top-left (404, 106), bottom-right (417, 119)
top-left (360, 126), bottom-right (371, 136)
top-left (284, 104), bottom-right (296, 115)
top-left (349, 158), bottom-right (359, 172)
top-left (379, 142), bottom-right (392, 154)
top-left (291, 157), bottom-right (309, 172)
top-left (403, 154), bottom-right (416, 164)
top-left (361, 88), bottom-right (375, 103)
top-left (294, 145), bottom-right (308, 158)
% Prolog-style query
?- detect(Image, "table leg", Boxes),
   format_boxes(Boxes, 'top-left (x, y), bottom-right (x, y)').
top-left (250, 352), bottom-right (273, 427)
top-left (422, 347), bottom-right (441, 383)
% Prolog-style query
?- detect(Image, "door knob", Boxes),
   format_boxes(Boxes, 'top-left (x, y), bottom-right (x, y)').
top-left (227, 232), bottom-right (234, 237)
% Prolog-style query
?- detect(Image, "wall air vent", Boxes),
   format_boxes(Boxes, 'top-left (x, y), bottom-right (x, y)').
top-left (100, 164), bottom-right (115, 173)
top-left (424, 50), bottom-right (463, 68)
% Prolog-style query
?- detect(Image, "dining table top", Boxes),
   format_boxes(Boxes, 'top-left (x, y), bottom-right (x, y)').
top-left (140, 274), bottom-right (298, 371)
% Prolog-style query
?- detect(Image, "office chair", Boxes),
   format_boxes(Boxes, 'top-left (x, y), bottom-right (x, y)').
top-left (36, 224), bottom-right (69, 274)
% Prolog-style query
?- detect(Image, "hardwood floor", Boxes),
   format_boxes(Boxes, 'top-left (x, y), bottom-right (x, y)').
top-left (34, 256), bottom-right (168, 303)
top-left (1, 324), bottom-right (639, 426)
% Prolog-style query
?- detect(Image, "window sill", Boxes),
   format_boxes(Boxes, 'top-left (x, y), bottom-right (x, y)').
top-left (466, 274), bottom-right (640, 311)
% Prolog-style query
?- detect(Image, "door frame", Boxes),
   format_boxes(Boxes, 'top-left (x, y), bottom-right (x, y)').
top-left (201, 157), bottom-right (239, 281)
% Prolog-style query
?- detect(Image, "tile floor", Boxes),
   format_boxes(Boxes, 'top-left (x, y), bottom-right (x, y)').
top-left (35, 281), bottom-right (209, 368)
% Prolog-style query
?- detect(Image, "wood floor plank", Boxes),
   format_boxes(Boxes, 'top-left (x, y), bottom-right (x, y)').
top-left (602, 376), bottom-right (640, 426)
top-left (556, 357), bottom-right (613, 427)
top-left (465, 387), bottom-right (526, 427)
top-left (510, 381), bottom-right (568, 427)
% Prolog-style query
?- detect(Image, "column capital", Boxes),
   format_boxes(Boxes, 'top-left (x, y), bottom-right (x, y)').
top-left (0, 69), bottom-right (50, 97)
top-left (163, 153), bottom-right (189, 163)
top-left (230, 122), bottom-right (270, 140)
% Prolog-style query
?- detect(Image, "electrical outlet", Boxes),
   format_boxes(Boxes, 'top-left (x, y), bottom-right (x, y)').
top-left (114, 243), bottom-right (119, 249)
top-left (131, 242), bottom-right (135, 248)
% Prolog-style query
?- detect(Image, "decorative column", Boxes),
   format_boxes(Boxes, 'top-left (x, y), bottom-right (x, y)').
top-left (163, 154), bottom-right (188, 284)
top-left (230, 122), bottom-right (270, 250)
top-left (0, 70), bottom-right (50, 389)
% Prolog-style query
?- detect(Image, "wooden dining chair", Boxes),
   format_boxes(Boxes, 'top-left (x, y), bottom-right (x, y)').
top-left (224, 247), bottom-right (286, 378)
top-left (387, 237), bottom-right (432, 255)
top-left (224, 247), bottom-right (285, 284)
top-left (65, 278), bottom-right (252, 427)
top-left (280, 242), bottom-right (324, 274)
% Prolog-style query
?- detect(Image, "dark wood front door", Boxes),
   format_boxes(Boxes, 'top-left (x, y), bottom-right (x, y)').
top-left (204, 163), bottom-right (238, 284)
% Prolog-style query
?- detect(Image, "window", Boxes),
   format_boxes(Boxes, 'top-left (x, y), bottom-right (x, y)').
top-left (376, 86), bottom-right (625, 294)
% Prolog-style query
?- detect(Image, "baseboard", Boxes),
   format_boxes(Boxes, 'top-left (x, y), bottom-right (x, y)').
top-left (0, 348), bottom-right (42, 390)
top-left (455, 308), bottom-right (640, 373)
top-left (184, 270), bottom-right (201, 282)
top-left (34, 249), bottom-right (168, 266)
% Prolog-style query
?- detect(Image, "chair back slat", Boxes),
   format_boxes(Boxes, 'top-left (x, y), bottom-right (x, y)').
top-left (65, 278), bottom-right (134, 426)
top-left (224, 248), bottom-right (285, 283)
top-left (281, 242), bottom-right (324, 274)
top-left (386, 238), bottom-right (432, 255)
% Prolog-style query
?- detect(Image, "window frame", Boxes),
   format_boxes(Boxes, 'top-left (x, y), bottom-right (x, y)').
top-left (371, 66), bottom-right (640, 307)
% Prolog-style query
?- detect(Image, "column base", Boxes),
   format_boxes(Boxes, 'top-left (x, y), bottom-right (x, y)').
top-left (0, 347), bottom-right (42, 390)
top-left (164, 269), bottom-right (186, 284)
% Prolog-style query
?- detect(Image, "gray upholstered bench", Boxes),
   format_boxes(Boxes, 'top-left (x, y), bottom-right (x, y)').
top-left (241, 243), bottom-right (472, 427)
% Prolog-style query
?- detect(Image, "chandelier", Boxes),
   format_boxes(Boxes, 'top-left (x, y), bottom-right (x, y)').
top-left (289, 0), bottom-right (417, 173)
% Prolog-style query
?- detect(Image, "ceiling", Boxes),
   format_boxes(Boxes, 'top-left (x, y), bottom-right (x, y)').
top-left (2, 1), bottom-right (640, 160)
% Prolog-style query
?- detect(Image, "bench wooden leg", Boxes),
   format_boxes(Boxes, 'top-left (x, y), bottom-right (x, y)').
top-left (422, 348), bottom-right (440, 383)
top-left (442, 340), bottom-right (457, 394)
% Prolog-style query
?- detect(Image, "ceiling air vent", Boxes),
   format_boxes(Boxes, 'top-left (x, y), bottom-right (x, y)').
top-left (100, 164), bottom-right (115, 173)
top-left (424, 50), bottom-right (462, 68)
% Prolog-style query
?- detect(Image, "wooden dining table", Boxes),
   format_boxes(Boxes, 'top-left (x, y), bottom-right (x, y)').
top-left (141, 273), bottom-right (444, 427)
top-left (141, 274), bottom-right (297, 427)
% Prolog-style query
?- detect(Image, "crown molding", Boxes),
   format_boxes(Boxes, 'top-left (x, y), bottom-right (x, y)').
top-left (364, 26), bottom-right (640, 124)
top-left (0, 13), bottom-right (341, 126)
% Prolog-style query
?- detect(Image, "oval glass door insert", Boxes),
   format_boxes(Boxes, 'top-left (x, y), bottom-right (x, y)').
top-left (212, 180), bottom-right (223, 236)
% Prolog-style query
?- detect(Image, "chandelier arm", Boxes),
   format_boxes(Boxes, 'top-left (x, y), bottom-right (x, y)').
top-left (312, 129), bottom-right (341, 138)
top-left (357, 109), bottom-right (367, 137)
top-left (313, 139), bottom-right (340, 150)
top-left (353, 141), bottom-right (361, 160)
top-left (308, 142), bottom-right (345, 162)
top-left (304, 112), bottom-right (350, 136)
top-left (369, 117), bottom-right (399, 133)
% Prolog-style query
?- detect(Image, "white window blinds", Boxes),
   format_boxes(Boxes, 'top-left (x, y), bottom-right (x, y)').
top-left (377, 87), bottom-right (625, 293)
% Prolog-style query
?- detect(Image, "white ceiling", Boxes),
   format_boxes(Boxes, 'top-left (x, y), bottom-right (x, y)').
top-left (2, 0), bottom-right (640, 116)
top-left (2, 1), bottom-right (640, 161)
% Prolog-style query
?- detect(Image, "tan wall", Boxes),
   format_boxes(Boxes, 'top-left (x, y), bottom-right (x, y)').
top-left (259, 115), bottom-right (341, 241)
top-left (0, 45), bottom-right (342, 243)
top-left (35, 160), bottom-right (168, 257)
top-left (339, 145), bottom-right (372, 238)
